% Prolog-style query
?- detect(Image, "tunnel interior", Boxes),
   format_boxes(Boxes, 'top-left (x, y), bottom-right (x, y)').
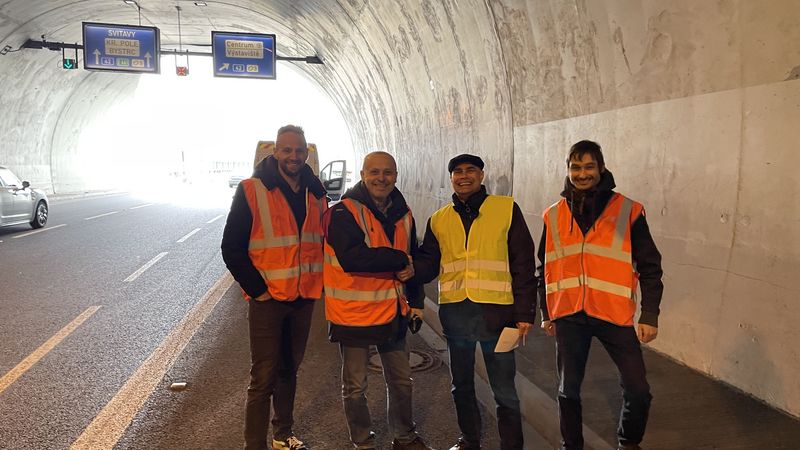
top-left (1, 0), bottom-right (799, 418)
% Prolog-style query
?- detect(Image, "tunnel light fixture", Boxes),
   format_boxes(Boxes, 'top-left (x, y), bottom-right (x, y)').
top-left (194, 1), bottom-right (208, 6)
top-left (122, 0), bottom-right (142, 26)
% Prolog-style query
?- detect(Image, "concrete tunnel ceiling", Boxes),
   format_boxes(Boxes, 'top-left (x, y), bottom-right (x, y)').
top-left (2, 1), bottom-right (800, 418)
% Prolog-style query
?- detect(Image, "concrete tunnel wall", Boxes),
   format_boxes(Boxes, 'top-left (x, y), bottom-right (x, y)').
top-left (0, 0), bottom-right (798, 417)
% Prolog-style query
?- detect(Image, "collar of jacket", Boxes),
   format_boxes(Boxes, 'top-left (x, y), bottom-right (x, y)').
top-left (253, 155), bottom-right (327, 199)
top-left (452, 185), bottom-right (488, 219)
top-left (341, 180), bottom-right (410, 225)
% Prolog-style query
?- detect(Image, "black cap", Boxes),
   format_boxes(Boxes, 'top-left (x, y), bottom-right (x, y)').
top-left (447, 154), bottom-right (484, 173)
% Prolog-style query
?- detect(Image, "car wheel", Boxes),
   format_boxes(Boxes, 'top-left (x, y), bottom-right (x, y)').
top-left (30, 201), bottom-right (48, 229)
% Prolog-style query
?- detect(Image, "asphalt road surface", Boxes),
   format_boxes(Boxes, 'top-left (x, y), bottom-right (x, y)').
top-left (0, 189), bottom-right (504, 450)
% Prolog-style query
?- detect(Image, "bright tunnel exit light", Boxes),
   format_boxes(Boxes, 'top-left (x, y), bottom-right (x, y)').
top-left (74, 55), bottom-right (355, 208)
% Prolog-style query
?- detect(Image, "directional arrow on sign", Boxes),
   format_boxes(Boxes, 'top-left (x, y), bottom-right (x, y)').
top-left (63, 59), bottom-right (74, 69)
top-left (93, 49), bottom-right (100, 65)
top-left (145, 52), bottom-right (151, 68)
top-left (219, 63), bottom-right (229, 71)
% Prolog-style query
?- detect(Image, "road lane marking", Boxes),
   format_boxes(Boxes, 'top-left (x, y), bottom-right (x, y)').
top-left (123, 252), bottom-right (168, 282)
top-left (129, 203), bottom-right (153, 210)
top-left (12, 223), bottom-right (68, 238)
top-left (206, 214), bottom-right (224, 224)
top-left (84, 211), bottom-right (119, 220)
top-left (70, 272), bottom-right (234, 450)
top-left (176, 228), bottom-right (201, 243)
top-left (0, 306), bottom-right (101, 395)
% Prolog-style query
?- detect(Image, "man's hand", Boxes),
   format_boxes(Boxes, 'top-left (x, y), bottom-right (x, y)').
top-left (517, 322), bottom-right (533, 337)
top-left (410, 308), bottom-right (424, 320)
top-left (541, 320), bottom-right (555, 337)
top-left (395, 255), bottom-right (415, 282)
top-left (637, 323), bottom-right (658, 343)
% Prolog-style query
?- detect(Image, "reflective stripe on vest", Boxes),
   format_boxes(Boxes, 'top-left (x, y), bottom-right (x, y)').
top-left (323, 198), bottom-right (412, 326)
top-left (243, 178), bottom-right (326, 301)
top-left (543, 193), bottom-right (642, 326)
top-left (430, 195), bottom-right (514, 305)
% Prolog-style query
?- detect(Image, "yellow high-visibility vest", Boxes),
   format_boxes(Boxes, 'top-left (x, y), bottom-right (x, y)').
top-left (430, 195), bottom-right (514, 305)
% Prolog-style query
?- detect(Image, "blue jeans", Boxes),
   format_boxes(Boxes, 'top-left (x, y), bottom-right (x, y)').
top-left (340, 339), bottom-right (417, 449)
top-left (555, 316), bottom-right (652, 449)
top-left (447, 337), bottom-right (524, 450)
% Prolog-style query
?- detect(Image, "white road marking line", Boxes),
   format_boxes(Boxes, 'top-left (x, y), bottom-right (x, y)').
top-left (84, 211), bottom-right (119, 220)
top-left (129, 203), bottom-right (154, 210)
top-left (12, 223), bottom-right (68, 238)
top-left (205, 214), bottom-right (224, 224)
top-left (70, 273), bottom-right (234, 450)
top-left (0, 306), bottom-right (102, 395)
top-left (123, 252), bottom-right (168, 282)
top-left (176, 228), bottom-right (201, 243)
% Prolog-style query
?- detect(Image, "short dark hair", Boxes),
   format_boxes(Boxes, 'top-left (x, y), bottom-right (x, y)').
top-left (567, 140), bottom-right (605, 168)
top-left (276, 124), bottom-right (306, 147)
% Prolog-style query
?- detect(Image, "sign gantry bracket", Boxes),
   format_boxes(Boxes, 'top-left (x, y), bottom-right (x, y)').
top-left (19, 39), bottom-right (324, 64)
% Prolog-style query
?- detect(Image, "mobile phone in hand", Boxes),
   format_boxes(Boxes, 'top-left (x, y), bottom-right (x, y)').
top-left (408, 315), bottom-right (423, 334)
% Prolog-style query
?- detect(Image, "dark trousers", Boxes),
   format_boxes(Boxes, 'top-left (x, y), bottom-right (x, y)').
top-left (447, 337), bottom-right (524, 450)
top-left (555, 317), bottom-right (652, 450)
top-left (244, 298), bottom-right (315, 450)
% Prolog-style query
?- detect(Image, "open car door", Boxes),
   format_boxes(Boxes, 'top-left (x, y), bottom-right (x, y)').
top-left (319, 159), bottom-right (347, 201)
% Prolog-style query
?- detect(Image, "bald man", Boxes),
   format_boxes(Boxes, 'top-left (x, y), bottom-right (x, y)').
top-left (323, 152), bottom-right (432, 450)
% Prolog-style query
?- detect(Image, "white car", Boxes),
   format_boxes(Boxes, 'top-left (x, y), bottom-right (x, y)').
top-left (0, 165), bottom-right (49, 229)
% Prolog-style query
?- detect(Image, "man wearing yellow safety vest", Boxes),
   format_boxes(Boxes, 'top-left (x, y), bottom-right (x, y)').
top-left (536, 140), bottom-right (664, 450)
top-left (415, 154), bottom-right (537, 450)
top-left (324, 151), bottom-right (432, 450)
top-left (221, 125), bottom-right (327, 450)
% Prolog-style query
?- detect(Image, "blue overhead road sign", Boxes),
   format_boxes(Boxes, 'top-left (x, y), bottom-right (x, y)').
top-left (82, 22), bottom-right (160, 73)
top-left (212, 31), bottom-right (275, 79)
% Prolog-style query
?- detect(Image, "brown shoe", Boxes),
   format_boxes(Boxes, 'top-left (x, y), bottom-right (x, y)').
top-left (392, 436), bottom-right (434, 450)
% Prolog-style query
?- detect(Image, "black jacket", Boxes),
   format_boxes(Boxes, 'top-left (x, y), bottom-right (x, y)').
top-left (220, 156), bottom-right (327, 299)
top-left (535, 170), bottom-right (664, 326)
top-left (414, 186), bottom-right (538, 338)
top-left (325, 181), bottom-right (423, 345)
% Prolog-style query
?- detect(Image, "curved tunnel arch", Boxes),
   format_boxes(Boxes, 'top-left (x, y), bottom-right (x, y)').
top-left (1, 0), bottom-right (799, 418)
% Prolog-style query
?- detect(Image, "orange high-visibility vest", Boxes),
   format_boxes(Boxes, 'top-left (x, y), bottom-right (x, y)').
top-left (242, 178), bottom-right (327, 301)
top-left (323, 198), bottom-right (412, 327)
top-left (543, 193), bottom-right (644, 326)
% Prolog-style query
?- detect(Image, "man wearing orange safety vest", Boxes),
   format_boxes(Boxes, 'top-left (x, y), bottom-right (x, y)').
top-left (414, 154), bottom-right (537, 450)
top-left (221, 125), bottom-right (327, 450)
top-left (324, 151), bottom-right (432, 450)
top-left (536, 140), bottom-right (664, 450)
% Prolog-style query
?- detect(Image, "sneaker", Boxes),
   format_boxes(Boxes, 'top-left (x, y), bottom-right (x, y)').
top-left (272, 435), bottom-right (308, 450)
top-left (448, 438), bottom-right (480, 450)
top-left (392, 436), bottom-right (434, 450)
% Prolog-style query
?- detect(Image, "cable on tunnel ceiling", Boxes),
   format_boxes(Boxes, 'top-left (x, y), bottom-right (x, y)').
top-left (123, 0), bottom-right (143, 26)
top-left (174, 5), bottom-right (189, 74)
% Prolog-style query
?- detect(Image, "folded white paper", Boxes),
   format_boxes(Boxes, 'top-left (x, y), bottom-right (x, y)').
top-left (494, 327), bottom-right (521, 353)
